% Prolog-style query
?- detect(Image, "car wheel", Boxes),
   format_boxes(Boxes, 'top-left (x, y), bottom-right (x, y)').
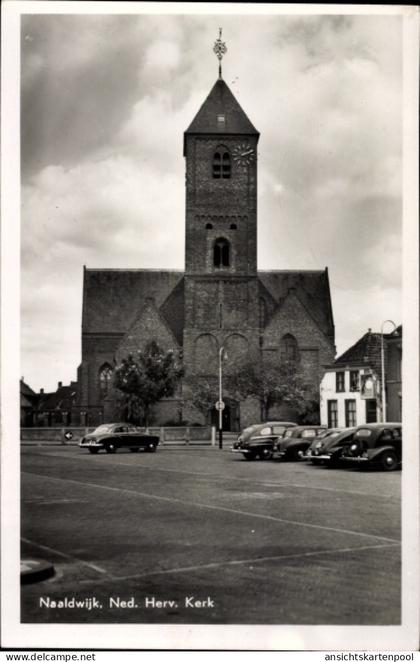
top-left (259, 449), bottom-right (273, 460)
top-left (243, 453), bottom-right (256, 461)
top-left (328, 455), bottom-right (340, 469)
top-left (88, 448), bottom-right (99, 454)
top-left (381, 451), bottom-right (398, 471)
top-left (129, 448), bottom-right (139, 452)
top-left (105, 442), bottom-right (116, 454)
top-left (310, 458), bottom-right (321, 465)
top-left (148, 445), bottom-right (157, 453)
top-left (290, 448), bottom-right (303, 461)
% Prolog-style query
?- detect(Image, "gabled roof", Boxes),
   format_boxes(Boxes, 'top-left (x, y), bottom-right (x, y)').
top-left (20, 379), bottom-right (37, 399)
top-left (334, 331), bottom-right (382, 374)
top-left (38, 383), bottom-right (78, 411)
top-left (257, 269), bottom-right (335, 340)
top-left (82, 269), bottom-right (184, 343)
top-left (185, 79), bottom-right (259, 147)
top-left (20, 379), bottom-right (38, 409)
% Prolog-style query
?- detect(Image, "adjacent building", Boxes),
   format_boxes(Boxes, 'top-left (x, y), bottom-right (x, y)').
top-left (320, 326), bottom-right (402, 427)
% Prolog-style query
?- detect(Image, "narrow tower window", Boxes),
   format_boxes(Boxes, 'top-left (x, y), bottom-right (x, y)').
top-left (222, 152), bottom-right (231, 178)
top-left (214, 238), bottom-right (230, 268)
top-left (213, 152), bottom-right (221, 178)
top-left (213, 149), bottom-right (231, 179)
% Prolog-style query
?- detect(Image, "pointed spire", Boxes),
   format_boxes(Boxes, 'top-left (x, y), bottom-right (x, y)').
top-left (213, 28), bottom-right (227, 80)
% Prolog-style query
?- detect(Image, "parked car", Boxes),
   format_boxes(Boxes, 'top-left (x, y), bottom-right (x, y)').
top-left (79, 423), bottom-right (160, 455)
top-left (231, 421), bottom-right (297, 460)
top-left (276, 425), bottom-right (327, 461)
top-left (305, 428), bottom-right (356, 467)
top-left (304, 428), bottom-right (343, 464)
top-left (340, 423), bottom-right (402, 471)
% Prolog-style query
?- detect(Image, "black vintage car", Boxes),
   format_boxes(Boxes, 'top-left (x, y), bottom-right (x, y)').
top-left (79, 423), bottom-right (160, 455)
top-left (276, 425), bottom-right (327, 461)
top-left (340, 423), bottom-right (402, 471)
top-left (231, 421), bottom-right (297, 460)
top-left (306, 428), bottom-right (356, 467)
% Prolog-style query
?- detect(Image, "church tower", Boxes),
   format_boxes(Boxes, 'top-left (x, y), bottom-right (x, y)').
top-left (78, 31), bottom-right (335, 431)
top-left (182, 31), bottom-right (261, 410)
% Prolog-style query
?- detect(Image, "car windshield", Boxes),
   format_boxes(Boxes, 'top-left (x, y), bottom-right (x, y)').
top-left (239, 425), bottom-right (262, 440)
top-left (258, 427), bottom-right (272, 436)
top-left (93, 424), bottom-right (115, 434)
top-left (284, 429), bottom-right (295, 438)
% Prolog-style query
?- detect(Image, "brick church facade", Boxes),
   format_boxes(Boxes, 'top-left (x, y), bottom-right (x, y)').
top-left (77, 75), bottom-right (336, 431)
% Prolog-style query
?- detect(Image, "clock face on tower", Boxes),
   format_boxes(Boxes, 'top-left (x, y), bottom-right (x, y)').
top-left (232, 142), bottom-right (255, 167)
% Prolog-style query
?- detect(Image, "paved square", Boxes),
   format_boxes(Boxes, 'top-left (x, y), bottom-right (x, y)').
top-left (21, 445), bottom-right (401, 624)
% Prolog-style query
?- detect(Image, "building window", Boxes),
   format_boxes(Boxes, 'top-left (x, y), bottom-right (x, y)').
top-left (214, 238), bottom-right (230, 268)
top-left (213, 149), bottom-right (231, 179)
top-left (365, 399), bottom-right (377, 423)
top-left (280, 334), bottom-right (298, 363)
top-left (205, 223), bottom-right (213, 230)
top-left (230, 223), bottom-right (237, 230)
top-left (327, 400), bottom-right (338, 428)
top-left (336, 371), bottom-right (345, 392)
top-left (350, 370), bottom-right (360, 391)
top-left (259, 298), bottom-right (267, 329)
top-left (99, 364), bottom-right (113, 397)
top-left (345, 399), bottom-right (357, 427)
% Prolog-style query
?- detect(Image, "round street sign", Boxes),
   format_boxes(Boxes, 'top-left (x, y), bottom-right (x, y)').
top-left (64, 431), bottom-right (73, 440)
top-left (215, 400), bottom-right (225, 411)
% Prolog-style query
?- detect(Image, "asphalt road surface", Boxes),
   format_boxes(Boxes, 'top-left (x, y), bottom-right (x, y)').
top-left (21, 444), bottom-right (401, 625)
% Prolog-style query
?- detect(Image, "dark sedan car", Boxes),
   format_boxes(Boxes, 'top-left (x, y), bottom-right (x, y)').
top-left (79, 423), bottom-right (160, 455)
top-left (304, 428), bottom-right (344, 464)
top-left (276, 425), bottom-right (327, 461)
top-left (340, 423), bottom-right (402, 471)
top-left (231, 421), bottom-right (297, 460)
top-left (306, 428), bottom-right (356, 467)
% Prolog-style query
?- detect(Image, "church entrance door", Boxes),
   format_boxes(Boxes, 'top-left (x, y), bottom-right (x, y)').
top-left (210, 399), bottom-right (239, 432)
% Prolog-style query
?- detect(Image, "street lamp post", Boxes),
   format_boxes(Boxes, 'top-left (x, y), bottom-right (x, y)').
top-left (218, 346), bottom-right (226, 449)
top-left (380, 320), bottom-right (397, 422)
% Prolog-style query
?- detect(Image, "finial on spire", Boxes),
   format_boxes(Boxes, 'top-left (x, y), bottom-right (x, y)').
top-left (213, 27), bottom-right (227, 79)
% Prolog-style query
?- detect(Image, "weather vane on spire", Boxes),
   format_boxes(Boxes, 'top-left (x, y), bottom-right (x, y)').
top-left (213, 28), bottom-right (227, 79)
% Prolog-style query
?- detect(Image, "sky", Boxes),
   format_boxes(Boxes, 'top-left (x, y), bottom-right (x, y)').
top-left (20, 11), bottom-right (403, 393)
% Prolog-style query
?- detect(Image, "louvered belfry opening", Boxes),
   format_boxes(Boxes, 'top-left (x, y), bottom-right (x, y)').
top-left (214, 237), bottom-right (230, 267)
top-left (213, 149), bottom-right (231, 179)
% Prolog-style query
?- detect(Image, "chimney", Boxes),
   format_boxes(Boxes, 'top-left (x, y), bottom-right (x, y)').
top-left (58, 381), bottom-right (62, 389)
top-left (40, 388), bottom-right (44, 395)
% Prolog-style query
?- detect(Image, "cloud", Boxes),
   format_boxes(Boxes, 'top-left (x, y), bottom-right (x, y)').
top-left (19, 13), bottom-right (403, 391)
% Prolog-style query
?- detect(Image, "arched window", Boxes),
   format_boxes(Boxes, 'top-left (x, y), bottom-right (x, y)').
top-left (259, 298), bottom-right (267, 328)
top-left (280, 334), bottom-right (299, 363)
top-left (99, 364), bottom-right (113, 397)
top-left (230, 223), bottom-right (237, 230)
top-left (213, 148), bottom-right (231, 179)
top-left (214, 238), bottom-right (230, 268)
top-left (205, 223), bottom-right (213, 230)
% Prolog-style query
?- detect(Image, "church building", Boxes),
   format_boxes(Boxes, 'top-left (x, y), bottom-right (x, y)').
top-left (77, 37), bottom-right (336, 431)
